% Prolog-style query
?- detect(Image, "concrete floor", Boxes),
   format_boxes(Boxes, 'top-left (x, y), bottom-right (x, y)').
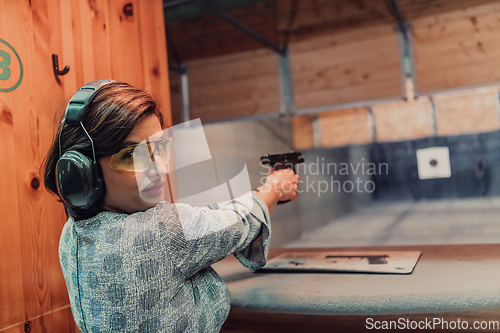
top-left (284, 197), bottom-right (500, 248)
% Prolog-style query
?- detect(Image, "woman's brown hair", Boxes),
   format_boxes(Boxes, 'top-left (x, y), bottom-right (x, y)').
top-left (42, 81), bottom-right (164, 220)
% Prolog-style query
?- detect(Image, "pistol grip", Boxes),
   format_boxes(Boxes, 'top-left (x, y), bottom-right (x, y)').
top-left (274, 164), bottom-right (296, 205)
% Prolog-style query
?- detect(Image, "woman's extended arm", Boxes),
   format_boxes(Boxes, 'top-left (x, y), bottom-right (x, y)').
top-left (155, 170), bottom-right (299, 278)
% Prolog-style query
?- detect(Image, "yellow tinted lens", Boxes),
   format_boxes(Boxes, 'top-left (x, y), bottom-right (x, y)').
top-left (132, 144), bottom-right (153, 171)
top-left (110, 146), bottom-right (136, 171)
top-left (110, 138), bottom-right (171, 171)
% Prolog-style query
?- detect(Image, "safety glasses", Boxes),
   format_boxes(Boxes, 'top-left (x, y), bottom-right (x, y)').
top-left (110, 137), bottom-right (172, 171)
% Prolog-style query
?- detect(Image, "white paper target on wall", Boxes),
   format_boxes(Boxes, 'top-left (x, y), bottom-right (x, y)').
top-left (416, 146), bottom-right (452, 180)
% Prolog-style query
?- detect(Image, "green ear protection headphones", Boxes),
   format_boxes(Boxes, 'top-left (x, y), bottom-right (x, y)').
top-left (55, 80), bottom-right (114, 209)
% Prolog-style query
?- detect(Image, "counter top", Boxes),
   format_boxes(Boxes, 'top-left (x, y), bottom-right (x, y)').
top-left (215, 244), bottom-right (500, 332)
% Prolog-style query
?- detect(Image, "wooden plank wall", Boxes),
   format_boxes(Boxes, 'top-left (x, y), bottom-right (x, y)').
top-left (433, 87), bottom-right (500, 136)
top-left (167, 0), bottom-right (500, 125)
top-left (292, 84), bottom-right (500, 149)
top-left (291, 115), bottom-right (315, 149)
top-left (399, 0), bottom-right (500, 20)
top-left (167, 0), bottom-right (405, 123)
top-left (318, 108), bottom-right (372, 147)
top-left (276, 0), bottom-right (394, 43)
top-left (188, 49), bottom-right (281, 123)
top-left (0, 0), bottom-right (170, 331)
top-left (289, 0), bottom-right (500, 150)
top-left (371, 79), bottom-right (434, 142)
top-left (289, 24), bottom-right (403, 111)
top-left (166, 0), bottom-right (278, 62)
top-left (372, 97), bottom-right (433, 142)
top-left (411, 1), bottom-right (500, 93)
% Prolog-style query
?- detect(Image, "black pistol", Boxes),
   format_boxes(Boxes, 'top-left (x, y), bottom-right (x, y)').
top-left (260, 151), bottom-right (304, 204)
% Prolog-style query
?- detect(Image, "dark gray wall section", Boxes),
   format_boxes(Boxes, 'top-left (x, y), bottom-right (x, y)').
top-left (370, 130), bottom-right (500, 201)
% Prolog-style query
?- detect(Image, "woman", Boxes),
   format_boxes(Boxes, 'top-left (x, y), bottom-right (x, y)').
top-left (42, 80), bottom-right (299, 332)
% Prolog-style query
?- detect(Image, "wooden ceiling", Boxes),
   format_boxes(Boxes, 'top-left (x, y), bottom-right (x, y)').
top-left (165, 0), bottom-right (500, 63)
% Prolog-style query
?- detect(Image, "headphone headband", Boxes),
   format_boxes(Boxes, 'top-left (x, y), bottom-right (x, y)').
top-left (64, 79), bottom-right (114, 125)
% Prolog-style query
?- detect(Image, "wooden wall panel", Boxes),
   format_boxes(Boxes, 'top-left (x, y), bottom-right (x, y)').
top-left (372, 97), bottom-right (433, 142)
top-left (433, 87), bottom-right (500, 136)
top-left (1, 1), bottom-right (45, 329)
top-left (188, 49), bottom-right (281, 123)
top-left (371, 78), bottom-right (433, 142)
top-left (290, 24), bottom-right (403, 111)
top-left (0, 1), bottom-right (26, 322)
top-left (166, 0), bottom-right (278, 62)
top-left (412, 2), bottom-right (500, 93)
top-left (399, 0), bottom-right (500, 20)
top-left (19, 0), bottom-right (72, 327)
top-left (61, 0), bottom-right (171, 124)
top-left (0, 0), bottom-right (170, 331)
top-left (319, 108), bottom-right (372, 147)
top-left (164, 0), bottom-right (500, 63)
top-left (106, 0), bottom-right (144, 88)
top-left (277, 0), bottom-right (394, 43)
top-left (137, 0), bottom-right (172, 116)
top-left (292, 115), bottom-right (315, 150)
top-left (2, 306), bottom-right (79, 333)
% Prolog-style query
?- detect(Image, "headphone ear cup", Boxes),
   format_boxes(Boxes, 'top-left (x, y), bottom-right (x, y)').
top-left (56, 151), bottom-right (101, 209)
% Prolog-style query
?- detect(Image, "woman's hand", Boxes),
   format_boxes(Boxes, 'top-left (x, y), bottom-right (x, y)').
top-left (253, 169), bottom-right (300, 216)
top-left (264, 169), bottom-right (299, 202)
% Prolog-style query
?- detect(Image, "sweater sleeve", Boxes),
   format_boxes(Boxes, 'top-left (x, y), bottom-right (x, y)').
top-left (154, 191), bottom-right (271, 278)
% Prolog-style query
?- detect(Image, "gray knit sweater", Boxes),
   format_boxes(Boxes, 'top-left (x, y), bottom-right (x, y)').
top-left (59, 192), bottom-right (270, 332)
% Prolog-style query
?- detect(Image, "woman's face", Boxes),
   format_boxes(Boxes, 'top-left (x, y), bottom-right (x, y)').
top-left (99, 114), bottom-right (168, 214)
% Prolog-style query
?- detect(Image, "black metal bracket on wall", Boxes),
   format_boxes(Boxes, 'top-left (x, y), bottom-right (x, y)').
top-left (52, 54), bottom-right (69, 76)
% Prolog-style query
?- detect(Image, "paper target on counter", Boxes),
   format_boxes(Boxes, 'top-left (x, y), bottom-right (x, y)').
top-left (416, 146), bottom-right (452, 180)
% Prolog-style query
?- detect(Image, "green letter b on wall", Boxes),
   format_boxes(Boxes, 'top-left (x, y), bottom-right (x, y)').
top-left (0, 39), bottom-right (23, 92)
top-left (0, 50), bottom-right (12, 81)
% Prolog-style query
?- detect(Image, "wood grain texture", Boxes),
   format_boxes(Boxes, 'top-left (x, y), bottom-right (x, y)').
top-left (24, 0), bottom-right (72, 324)
top-left (372, 97), bottom-right (433, 142)
top-left (319, 108), bottom-right (372, 147)
top-left (88, 0), bottom-right (112, 81)
top-left (164, 0), bottom-right (500, 62)
top-left (433, 86), bottom-right (500, 136)
top-left (277, 0), bottom-right (394, 43)
top-left (166, 0), bottom-right (278, 62)
top-left (137, 0), bottom-right (172, 124)
top-left (412, 1), bottom-right (500, 92)
top-left (400, 0), bottom-right (500, 20)
top-left (0, 0), bottom-right (170, 331)
top-left (289, 24), bottom-right (403, 110)
top-left (107, 0), bottom-right (144, 88)
top-left (188, 49), bottom-right (281, 122)
top-left (0, 0), bottom-right (37, 329)
top-left (1, 306), bottom-right (79, 333)
top-left (291, 115), bottom-right (315, 149)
